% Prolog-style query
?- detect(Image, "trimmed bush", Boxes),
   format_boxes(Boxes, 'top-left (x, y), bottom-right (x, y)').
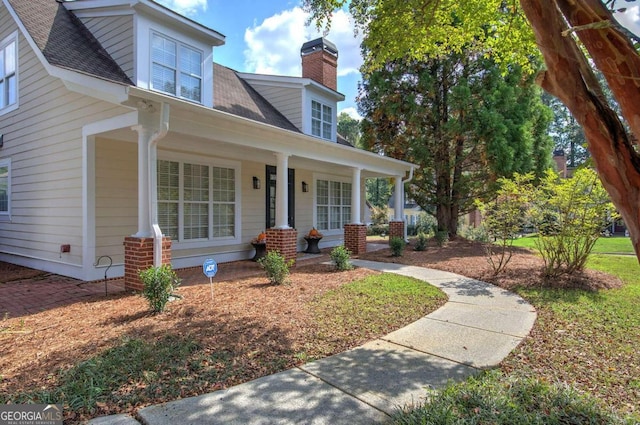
top-left (258, 251), bottom-right (294, 285)
top-left (414, 232), bottom-right (428, 251)
top-left (330, 245), bottom-right (353, 271)
top-left (390, 237), bottom-right (405, 257)
top-left (139, 264), bottom-right (181, 313)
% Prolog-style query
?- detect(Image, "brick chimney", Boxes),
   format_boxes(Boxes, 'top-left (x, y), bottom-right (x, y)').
top-left (301, 37), bottom-right (338, 91)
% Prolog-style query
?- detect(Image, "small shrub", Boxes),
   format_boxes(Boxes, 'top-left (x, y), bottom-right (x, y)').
top-left (434, 230), bottom-right (449, 247)
top-left (258, 251), bottom-right (294, 285)
top-left (390, 237), bottom-right (405, 257)
top-left (414, 232), bottom-right (428, 251)
top-left (139, 264), bottom-right (181, 313)
top-left (330, 245), bottom-right (353, 271)
top-left (458, 224), bottom-right (489, 243)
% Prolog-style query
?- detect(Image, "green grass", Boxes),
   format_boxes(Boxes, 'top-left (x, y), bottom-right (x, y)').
top-left (512, 235), bottom-right (635, 254)
top-left (390, 371), bottom-right (632, 424)
top-left (392, 253), bottom-right (640, 424)
top-left (2, 272), bottom-right (446, 422)
top-left (309, 273), bottom-right (447, 355)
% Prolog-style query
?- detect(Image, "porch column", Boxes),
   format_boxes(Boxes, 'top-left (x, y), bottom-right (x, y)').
top-left (125, 119), bottom-right (171, 291)
top-left (344, 167), bottom-right (367, 255)
top-left (350, 167), bottom-right (362, 224)
top-left (268, 152), bottom-right (297, 265)
top-left (134, 125), bottom-right (153, 237)
top-left (274, 152), bottom-right (290, 229)
top-left (389, 175), bottom-right (405, 241)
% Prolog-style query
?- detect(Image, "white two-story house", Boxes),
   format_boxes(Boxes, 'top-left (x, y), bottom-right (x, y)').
top-left (0, 0), bottom-right (414, 289)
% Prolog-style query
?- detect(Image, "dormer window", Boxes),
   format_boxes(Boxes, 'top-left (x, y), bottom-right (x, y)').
top-left (151, 33), bottom-right (202, 103)
top-left (311, 100), bottom-right (332, 140)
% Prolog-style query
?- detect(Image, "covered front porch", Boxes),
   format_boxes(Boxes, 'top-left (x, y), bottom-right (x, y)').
top-left (82, 90), bottom-right (414, 288)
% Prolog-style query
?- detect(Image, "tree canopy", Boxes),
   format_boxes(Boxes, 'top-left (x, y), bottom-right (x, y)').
top-left (359, 52), bottom-right (552, 236)
top-left (304, 0), bottom-right (640, 262)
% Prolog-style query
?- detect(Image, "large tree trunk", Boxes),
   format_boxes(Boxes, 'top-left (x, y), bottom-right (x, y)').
top-left (520, 0), bottom-right (640, 262)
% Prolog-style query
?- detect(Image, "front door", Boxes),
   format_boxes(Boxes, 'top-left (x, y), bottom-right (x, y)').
top-left (266, 165), bottom-right (295, 229)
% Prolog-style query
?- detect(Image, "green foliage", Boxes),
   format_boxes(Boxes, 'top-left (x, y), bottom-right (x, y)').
top-left (389, 237), bottom-right (405, 256)
top-left (329, 245), bottom-right (353, 271)
top-left (434, 230), bottom-right (449, 247)
top-left (530, 169), bottom-right (616, 278)
top-left (139, 264), bottom-right (181, 313)
top-left (458, 224), bottom-right (489, 243)
top-left (476, 173), bottom-right (535, 275)
top-left (258, 251), bottom-right (294, 285)
top-left (369, 204), bottom-right (389, 225)
top-left (413, 232), bottom-right (428, 251)
top-left (358, 50), bottom-right (552, 237)
top-left (390, 371), bottom-right (630, 425)
top-left (337, 112), bottom-right (362, 147)
top-left (309, 273), bottom-right (447, 354)
top-left (366, 178), bottom-right (392, 209)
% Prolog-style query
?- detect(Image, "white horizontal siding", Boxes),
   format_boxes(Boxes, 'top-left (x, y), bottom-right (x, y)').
top-left (247, 85), bottom-right (303, 131)
top-left (0, 14), bottom-right (133, 272)
top-left (95, 138), bottom-right (138, 263)
top-left (80, 15), bottom-right (134, 81)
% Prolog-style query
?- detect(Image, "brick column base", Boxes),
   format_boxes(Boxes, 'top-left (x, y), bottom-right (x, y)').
top-left (124, 236), bottom-right (172, 291)
top-left (266, 228), bottom-right (297, 265)
top-left (389, 221), bottom-right (405, 243)
top-left (344, 224), bottom-right (367, 255)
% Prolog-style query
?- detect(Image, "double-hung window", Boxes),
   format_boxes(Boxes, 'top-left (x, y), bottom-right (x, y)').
top-left (0, 158), bottom-right (10, 218)
top-left (316, 179), bottom-right (351, 231)
top-left (151, 33), bottom-right (202, 103)
top-left (157, 159), bottom-right (238, 243)
top-left (0, 32), bottom-right (18, 114)
top-left (311, 100), bottom-right (332, 140)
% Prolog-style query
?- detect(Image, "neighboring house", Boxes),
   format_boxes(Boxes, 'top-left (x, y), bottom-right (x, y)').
top-left (0, 0), bottom-right (414, 289)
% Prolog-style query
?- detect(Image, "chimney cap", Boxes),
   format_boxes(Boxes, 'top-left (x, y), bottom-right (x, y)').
top-left (301, 37), bottom-right (338, 57)
top-left (553, 148), bottom-right (565, 157)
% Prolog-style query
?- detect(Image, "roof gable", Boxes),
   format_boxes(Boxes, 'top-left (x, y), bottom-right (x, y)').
top-left (213, 63), bottom-right (300, 133)
top-left (6, 0), bottom-right (132, 84)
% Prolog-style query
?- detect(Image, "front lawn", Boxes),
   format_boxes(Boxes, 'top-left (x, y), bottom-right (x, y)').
top-left (376, 240), bottom-right (640, 424)
top-left (512, 234), bottom-right (635, 254)
top-left (0, 263), bottom-right (446, 424)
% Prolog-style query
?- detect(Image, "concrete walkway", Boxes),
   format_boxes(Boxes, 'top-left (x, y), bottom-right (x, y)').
top-left (88, 260), bottom-right (536, 425)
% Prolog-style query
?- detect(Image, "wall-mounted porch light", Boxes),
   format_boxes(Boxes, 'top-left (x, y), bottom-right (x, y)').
top-left (252, 176), bottom-right (261, 189)
top-left (302, 181), bottom-right (309, 192)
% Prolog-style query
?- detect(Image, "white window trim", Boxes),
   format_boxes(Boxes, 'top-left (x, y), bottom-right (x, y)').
top-left (0, 31), bottom-right (19, 116)
top-left (313, 173), bottom-right (352, 236)
top-left (150, 31), bottom-right (203, 104)
top-left (310, 98), bottom-right (334, 141)
top-left (157, 153), bottom-right (241, 248)
top-left (0, 157), bottom-right (11, 221)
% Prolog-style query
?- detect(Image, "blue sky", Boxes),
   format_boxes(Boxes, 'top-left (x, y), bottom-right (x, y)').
top-left (156, 0), bottom-right (364, 118)
top-left (155, 0), bottom-right (640, 120)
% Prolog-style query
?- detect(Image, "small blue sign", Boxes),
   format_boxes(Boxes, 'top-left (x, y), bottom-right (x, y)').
top-left (203, 258), bottom-right (218, 278)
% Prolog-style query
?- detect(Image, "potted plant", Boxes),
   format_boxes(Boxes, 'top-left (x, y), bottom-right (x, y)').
top-left (251, 231), bottom-right (267, 261)
top-left (304, 228), bottom-right (323, 254)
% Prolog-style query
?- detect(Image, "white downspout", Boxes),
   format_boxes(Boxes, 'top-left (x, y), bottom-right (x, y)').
top-left (402, 167), bottom-right (415, 242)
top-left (149, 103), bottom-right (170, 266)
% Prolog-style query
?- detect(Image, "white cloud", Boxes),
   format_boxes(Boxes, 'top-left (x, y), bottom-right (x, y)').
top-left (155, 0), bottom-right (207, 17)
top-left (339, 107), bottom-right (362, 120)
top-left (244, 7), bottom-right (362, 78)
top-left (615, 6), bottom-right (640, 36)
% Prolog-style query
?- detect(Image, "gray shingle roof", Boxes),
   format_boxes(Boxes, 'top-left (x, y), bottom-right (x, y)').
top-left (213, 63), bottom-right (300, 133)
top-left (7, 0), bottom-right (133, 85)
top-left (6, 0), bottom-right (314, 135)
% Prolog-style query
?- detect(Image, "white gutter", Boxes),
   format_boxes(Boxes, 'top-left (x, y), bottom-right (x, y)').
top-left (403, 167), bottom-right (415, 242)
top-left (149, 103), bottom-right (170, 266)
